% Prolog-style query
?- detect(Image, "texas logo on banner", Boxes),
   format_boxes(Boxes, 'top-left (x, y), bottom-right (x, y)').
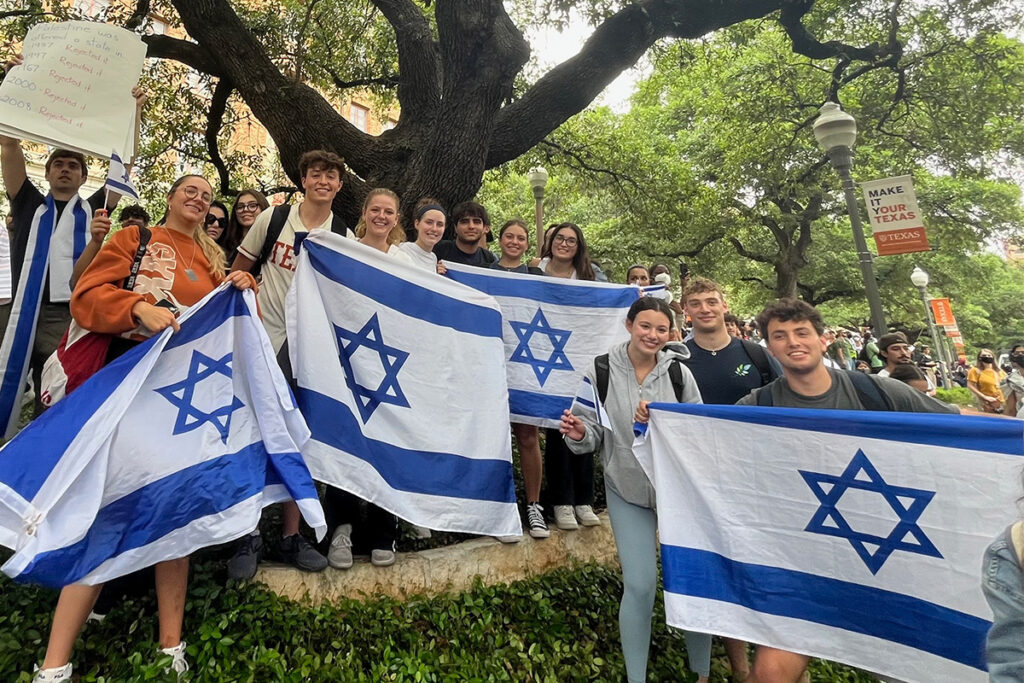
top-left (861, 175), bottom-right (930, 255)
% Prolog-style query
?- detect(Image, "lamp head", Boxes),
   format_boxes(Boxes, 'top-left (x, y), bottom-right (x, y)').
top-left (527, 166), bottom-right (549, 192)
top-left (813, 102), bottom-right (857, 152)
top-left (910, 266), bottom-right (929, 288)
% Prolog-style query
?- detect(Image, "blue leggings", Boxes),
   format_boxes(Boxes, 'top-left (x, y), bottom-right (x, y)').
top-left (606, 487), bottom-right (711, 682)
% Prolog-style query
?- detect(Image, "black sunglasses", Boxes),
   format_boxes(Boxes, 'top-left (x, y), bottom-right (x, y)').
top-left (205, 215), bottom-right (228, 227)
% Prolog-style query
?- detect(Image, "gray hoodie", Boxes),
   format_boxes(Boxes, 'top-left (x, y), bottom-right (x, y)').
top-left (565, 341), bottom-right (702, 508)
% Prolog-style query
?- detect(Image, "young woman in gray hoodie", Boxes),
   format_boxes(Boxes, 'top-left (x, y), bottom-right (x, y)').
top-left (560, 296), bottom-right (711, 683)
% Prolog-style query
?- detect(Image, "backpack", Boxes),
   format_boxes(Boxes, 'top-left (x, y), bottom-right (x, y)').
top-left (739, 338), bottom-right (774, 387)
top-left (755, 369), bottom-right (894, 411)
top-left (252, 204), bottom-right (349, 279)
top-left (858, 343), bottom-right (872, 364)
top-left (594, 353), bottom-right (685, 404)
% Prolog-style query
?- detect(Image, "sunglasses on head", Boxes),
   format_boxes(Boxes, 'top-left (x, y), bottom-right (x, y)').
top-left (205, 215), bottom-right (228, 227)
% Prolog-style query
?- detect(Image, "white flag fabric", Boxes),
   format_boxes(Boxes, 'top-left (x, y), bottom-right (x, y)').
top-left (104, 150), bottom-right (140, 201)
top-left (0, 286), bottom-right (324, 588)
top-left (287, 233), bottom-right (522, 537)
top-left (570, 375), bottom-right (613, 433)
top-left (445, 263), bottom-right (638, 428)
top-left (639, 402), bottom-right (1023, 682)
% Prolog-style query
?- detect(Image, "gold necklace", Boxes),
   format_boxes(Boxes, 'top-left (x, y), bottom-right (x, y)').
top-left (163, 226), bottom-right (199, 281)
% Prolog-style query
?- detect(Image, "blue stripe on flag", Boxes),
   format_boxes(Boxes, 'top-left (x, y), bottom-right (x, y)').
top-left (18, 441), bottom-right (291, 587)
top-left (661, 544), bottom-right (988, 670)
top-left (508, 388), bottom-right (572, 421)
top-left (446, 267), bottom-right (640, 308)
top-left (104, 178), bottom-right (139, 200)
top-left (299, 388), bottom-right (516, 503)
top-left (576, 396), bottom-right (596, 409)
top-left (305, 241), bottom-right (501, 339)
top-left (0, 200), bottom-right (56, 431)
top-left (165, 288), bottom-right (249, 351)
top-left (649, 402), bottom-right (1024, 456)
top-left (71, 199), bottom-right (88, 266)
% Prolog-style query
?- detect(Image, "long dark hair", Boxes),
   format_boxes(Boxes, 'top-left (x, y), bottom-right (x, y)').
top-left (222, 189), bottom-right (269, 259)
top-left (540, 222), bottom-right (595, 281)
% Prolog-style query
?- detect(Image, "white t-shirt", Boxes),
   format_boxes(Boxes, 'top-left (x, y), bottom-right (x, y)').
top-left (237, 203), bottom-right (354, 352)
top-left (398, 241), bottom-right (438, 271)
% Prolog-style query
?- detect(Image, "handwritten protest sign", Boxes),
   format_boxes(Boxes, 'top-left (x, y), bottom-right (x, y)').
top-left (860, 175), bottom-right (930, 255)
top-left (0, 21), bottom-right (145, 159)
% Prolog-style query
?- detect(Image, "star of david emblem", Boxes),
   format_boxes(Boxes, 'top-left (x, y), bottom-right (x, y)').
top-left (335, 313), bottom-right (410, 422)
top-left (509, 308), bottom-right (573, 386)
top-left (121, 168), bottom-right (131, 183)
top-left (154, 351), bottom-right (245, 444)
top-left (800, 450), bottom-right (942, 574)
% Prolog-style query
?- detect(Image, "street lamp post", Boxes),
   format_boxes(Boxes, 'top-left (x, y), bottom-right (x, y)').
top-left (813, 102), bottom-right (888, 337)
top-left (527, 166), bottom-right (549, 252)
top-left (910, 266), bottom-right (952, 389)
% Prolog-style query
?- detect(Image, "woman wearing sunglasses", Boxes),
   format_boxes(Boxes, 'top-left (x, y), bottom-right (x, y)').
top-left (968, 348), bottom-right (1006, 413)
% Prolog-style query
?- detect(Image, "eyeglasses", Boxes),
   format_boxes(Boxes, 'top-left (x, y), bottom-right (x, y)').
top-left (553, 235), bottom-right (578, 246)
top-left (980, 356), bottom-right (994, 362)
top-left (205, 215), bottom-right (227, 227)
top-left (179, 185), bottom-right (213, 205)
top-left (236, 201), bottom-right (261, 212)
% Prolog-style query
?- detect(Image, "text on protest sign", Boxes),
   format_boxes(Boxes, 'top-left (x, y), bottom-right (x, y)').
top-left (860, 175), bottom-right (930, 255)
top-left (0, 21), bottom-right (145, 159)
top-left (929, 298), bottom-right (956, 327)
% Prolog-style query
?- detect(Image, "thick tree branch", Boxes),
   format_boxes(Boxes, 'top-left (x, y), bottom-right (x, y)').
top-left (663, 232), bottom-right (724, 258)
top-left (487, 0), bottom-right (790, 167)
top-left (797, 282), bottom-right (860, 306)
top-left (779, 0), bottom-right (891, 62)
top-left (124, 0), bottom-right (150, 30)
top-left (142, 34), bottom-right (222, 76)
top-left (729, 237), bottom-right (774, 264)
top-left (740, 276), bottom-right (774, 291)
top-left (205, 78), bottom-right (233, 196)
top-left (369, 0), bottom-right (441, 116)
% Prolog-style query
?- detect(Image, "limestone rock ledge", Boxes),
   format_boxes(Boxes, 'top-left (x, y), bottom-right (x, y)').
top-left (254, 512), bottom-right (617, 605)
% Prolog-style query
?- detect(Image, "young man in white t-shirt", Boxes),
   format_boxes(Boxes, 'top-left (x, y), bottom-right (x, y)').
top-left (228, 150), bottom-right (353, 579)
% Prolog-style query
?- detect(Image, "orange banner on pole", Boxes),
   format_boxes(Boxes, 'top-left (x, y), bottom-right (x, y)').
top-left (930, 298), bottom-right (956, 326)
top-left (861, 175), bottom-right (930, 255)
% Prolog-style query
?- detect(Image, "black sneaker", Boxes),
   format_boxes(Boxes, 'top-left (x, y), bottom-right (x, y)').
top-left (227, 531), bottom-right (263, 580)
top-left (277, 533), bottom-right (328, 572)
top-left (527, 502), bottom-right (550, 539)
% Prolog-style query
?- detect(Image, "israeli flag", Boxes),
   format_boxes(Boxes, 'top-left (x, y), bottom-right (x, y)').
top-left (445, 263), bottom-right (638, 428)
top-left (287, 233), bottom-right (521, 537)
top-left (0, 286), bottom-right (324, 588)
top-left (570, 376), bottom-right (613, 432)
top-left (638, 403), bottom-right (1023, 682)
top-left (104, 150), bottom-right (139, 201)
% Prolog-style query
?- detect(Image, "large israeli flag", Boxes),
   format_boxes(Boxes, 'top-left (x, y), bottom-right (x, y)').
top-left (445, 263), bottom-right (638, 429)
top-left (287, 233), bottom-right (521, 537)
top-left (639, 403), bottom-right (1023, 682)
top-left (0, 286), bottom-right (324, 588)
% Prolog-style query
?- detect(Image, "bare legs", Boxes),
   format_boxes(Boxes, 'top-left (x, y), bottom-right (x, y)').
top-left (512, 423), bottom-right (541, 503)
top-left (725, 637), bottom-right (751, 680)
top-left (40, 558), bottom-right (189, 669)
top-left (281, 500), bottom-right (301, 537)
top-left (747, 647), bottom-right (810, 683)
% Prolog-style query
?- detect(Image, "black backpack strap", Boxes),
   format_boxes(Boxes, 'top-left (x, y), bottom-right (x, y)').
top-left (330, 213), bottom-right (349, 236)
top-left (594, 354), bottom-right (610, 405)
top-left (755, 382), bottom-right (775, 407)
top-left (124, 226), bottom-right (150, 291)
top-left (846, 370), bottom-right (894, 411)
top-left (741, 339), bottom-right (774, 387)
top-left (668, 360), bottom-right (685, 402)
top-left (253, 204), bottom-right (292, 276)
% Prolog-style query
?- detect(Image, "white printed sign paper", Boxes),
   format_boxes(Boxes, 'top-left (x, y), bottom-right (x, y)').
top-left (0, 21), bottom-right (145, 159)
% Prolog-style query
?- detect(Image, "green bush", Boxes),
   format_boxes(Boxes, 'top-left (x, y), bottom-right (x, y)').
top-left (0, 559), bottom-right (879, 682)
top-left (935, 386), bottom-right (975, 407)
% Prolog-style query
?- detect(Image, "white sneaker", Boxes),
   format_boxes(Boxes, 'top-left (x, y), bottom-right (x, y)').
top-left (371, 549), bottom-right (396, 567)
top-left (328, 524), bottom-right (353, 569)
top-left (159, 640), bottom-right (189, 675)
top-left (574, 505), bottom-right (601, 527)
top-left (411, 525), bottom-right (432, 539)
top-left (32, 664), bottom-right (72, 682)
top-left (553, 505), bottom-right (578, 530)
top-left (495, 534), bottom-right (522, 544)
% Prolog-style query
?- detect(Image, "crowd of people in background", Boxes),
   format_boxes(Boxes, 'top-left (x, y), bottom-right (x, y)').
top-left (3, 135), bottom-right (1021, 683)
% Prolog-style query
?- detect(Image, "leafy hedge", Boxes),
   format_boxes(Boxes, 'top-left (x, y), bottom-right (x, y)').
top-left (934, 386), bottom-right (975, 407)
top-left (0, 559), bottom-right (880, 682)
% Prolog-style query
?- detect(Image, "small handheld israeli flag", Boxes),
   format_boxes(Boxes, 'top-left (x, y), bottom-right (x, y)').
top-left (569, 375), bottom-right (613, 432)
top-left (104, 149), bottom-right (139, 201)
top-left (638, 402), bottom-right (1024, 683)
top-left (0, 286), bottom-right (324, 588)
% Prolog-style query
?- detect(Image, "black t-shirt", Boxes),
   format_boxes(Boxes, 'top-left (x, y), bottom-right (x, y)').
top-left (683, 337), bottom-right (780, 405)
top-left (9, 181), bottom-right (105, 300)
top-left (433, 240), bottom-right (496, 267)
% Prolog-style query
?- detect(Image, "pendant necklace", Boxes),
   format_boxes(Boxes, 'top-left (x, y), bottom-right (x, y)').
top-left (164, 227), bottom-right (198, 281)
